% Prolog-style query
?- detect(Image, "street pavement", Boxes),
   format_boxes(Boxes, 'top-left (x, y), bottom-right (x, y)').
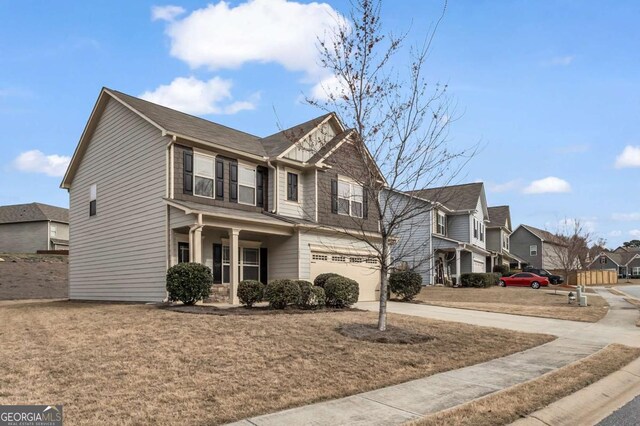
top-left (619, 285), bottom-right (640, 299)
top-left (598, 394), bottom-right (640, 426)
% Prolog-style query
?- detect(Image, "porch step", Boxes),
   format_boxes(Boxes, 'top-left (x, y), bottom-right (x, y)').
top-left (206, 284), bottom-right (230, 303)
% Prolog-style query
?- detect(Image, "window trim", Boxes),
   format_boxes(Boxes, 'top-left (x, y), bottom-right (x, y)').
top-left (436, 212), bottom-right (447, 235)
top-left (337, 178), bottom-right (363, 218)
top-left (177, 242), bottom-right (190, 263)
top-left (238, 163), bottom-right (257, 206)
top-left (530, 245), bottom-right (538, 256)
top-left (192, 152), bottom-right (216, 199)
top-left (286, 171), bottom-right (299, 203)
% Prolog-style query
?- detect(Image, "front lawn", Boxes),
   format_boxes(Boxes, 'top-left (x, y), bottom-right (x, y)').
top-left (413, 286), bottom-right (609, 322)
top-left (0, 300), bottom-right (552, 425)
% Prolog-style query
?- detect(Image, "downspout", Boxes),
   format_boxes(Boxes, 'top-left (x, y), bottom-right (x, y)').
top-left (266, 159), bottom-right (278, 214)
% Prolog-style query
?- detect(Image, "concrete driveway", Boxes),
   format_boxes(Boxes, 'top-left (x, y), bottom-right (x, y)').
top-left (619, 285), bottom-right (640, 299)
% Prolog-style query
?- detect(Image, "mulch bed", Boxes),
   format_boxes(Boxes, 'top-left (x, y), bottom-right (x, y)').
top-left (163, 304), bottom-right (362, 316)
top-left (338, 323), bottom-right (434, 344)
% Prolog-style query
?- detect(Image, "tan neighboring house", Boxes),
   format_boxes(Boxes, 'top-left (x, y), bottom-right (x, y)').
top-left (509, 224), bottom-right (567, 270)
top-left (61, 87), bottom-right (383, 303)
top-left (0, 202), bottom-right (69, 253)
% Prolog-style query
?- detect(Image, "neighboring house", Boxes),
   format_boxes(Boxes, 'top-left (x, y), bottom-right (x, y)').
top-left (0, 203), bottom-right (69, 253)
top-left (510, 224), bottom-right (567, 270)
top-left (61, 87), bottom-right (382, 303)
top-left (485, 205), bottom-right (522, 270)
top-left (588, 251), bottom-right (640, 278)
top-left (614, 246), bottom-right (640, 254)
top-left (388, 182), bottom-right (491, 285)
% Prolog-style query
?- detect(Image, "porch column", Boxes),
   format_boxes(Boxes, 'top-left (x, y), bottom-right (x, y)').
top-left (455, 248), bottom-right (461, 285)
top-left (193, 226), bottom-right (203, 264)
top-left (229, 228), bottom-right (240, 305)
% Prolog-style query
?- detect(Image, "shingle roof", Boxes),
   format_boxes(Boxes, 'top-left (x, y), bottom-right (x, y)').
top-left (165, 199), bottom-right (293, 228)
top-left (597, 251), bottom-right (638, 266)
top-left (260, 113), bottom-right (333, 157)
top-left (519, 224), bottom-right (567, 246)
top-left (615, 246), bottom-right (640, 254)
top-left (487, 205), bottom-right (511, 230)
top-left (0, 203), bottom-right (69, 224)
top-left (407, 183), bottom-right (484, 211)
top-left (107, 89), bottom-right (266, 157)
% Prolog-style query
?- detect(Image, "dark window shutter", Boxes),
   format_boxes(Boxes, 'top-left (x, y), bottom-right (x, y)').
top-left (363, 187), bottom-right (369, 219)
top-left (260, 247), bottom-right (268, 285)
top-left (215, 158), bottom-right (224, 200)
top-left (183, 151), bottom-right (193, 195)
top-left (229, 162), bottom-right (238, 202)
top-left (331, 179), bottom-right (338, 213)
top-left (256, 167), bottom-right (265, 208)
top-left (212, 244), bottom-right (222, 284)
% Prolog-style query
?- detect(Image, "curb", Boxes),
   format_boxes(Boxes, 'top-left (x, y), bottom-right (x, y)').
top-left (510, 355), bottom-right (640, 426)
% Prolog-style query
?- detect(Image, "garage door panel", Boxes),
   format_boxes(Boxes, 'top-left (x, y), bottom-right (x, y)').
top-left (310, 252), bottom-right (380, 301)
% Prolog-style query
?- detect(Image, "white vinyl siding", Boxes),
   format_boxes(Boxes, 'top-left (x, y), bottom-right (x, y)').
top-left (278, 167), bottom-right (305, 219)
top-left (284, 122), bottom-right (337, 162)
top-left (68, 97), bottom-right (167, 302)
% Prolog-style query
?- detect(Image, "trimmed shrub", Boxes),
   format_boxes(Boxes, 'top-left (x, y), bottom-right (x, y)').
top-left (298, 282), bottom-right (326, 309)
top-left (264, 279), bottom-right (301, 309)
top-left (166, 263), bottom-right (212, 305)
top-left (325, 276), bottom-right (359, 308)
top-left (237, 280), bottom-right (265, 307)
top-left (389, 270), bottom-right (423, 301)
top-left (492, 264), bottom-right (510, 277)
top-left (459, 272), bottom-right (500, 288)
top-left (314, 273), bottom-right (342, 288)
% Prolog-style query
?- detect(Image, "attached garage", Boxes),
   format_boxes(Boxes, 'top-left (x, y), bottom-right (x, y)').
top-left (310, 252), bottom-right (380, 301)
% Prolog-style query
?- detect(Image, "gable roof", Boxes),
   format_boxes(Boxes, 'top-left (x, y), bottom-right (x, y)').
top-left (487, 205), bottom-right (511, 230)
top-left (615, 246), bottom-right (640, 253)
top-left (406, 183), bottom-right (485, 212)
top-left (107, 89), bottom-right (265, 156)
top-left (590, 251), bottom-right (639, 267)
top-left (260, 113), bottom-right (333, 157)
top-left (0, 203), bottom-right (68, 224)
top-left (517, 224), bottom-right (567, 247)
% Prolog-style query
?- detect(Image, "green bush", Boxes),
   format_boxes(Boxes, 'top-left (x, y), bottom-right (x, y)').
top-left (166, 263), bottom-right (212, 305)
top-left (298, 281), bottom-right (326, 309)
top-left (492, 264), bottom-right (511, 277)
top-left (264, 279), bottom-right (301, 309)
top-left (389, 270), bottom-right (423, 301)
top-left (314, 273), bottom-right (342, 288)
top-left (460, 272), bottom-right (500, 288)
top-left (325, 276), bottom-right (359, 308)
top-left (237, 280), bottom-right (265, 307)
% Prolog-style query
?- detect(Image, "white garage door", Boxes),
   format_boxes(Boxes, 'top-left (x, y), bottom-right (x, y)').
top-left (310, 252), bottom-right (380, 301)
top-left (472, 255), bottom-right (485, 273)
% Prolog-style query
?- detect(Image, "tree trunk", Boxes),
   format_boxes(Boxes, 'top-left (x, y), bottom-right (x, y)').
top-left (377, 240), bottom-right (389, 331)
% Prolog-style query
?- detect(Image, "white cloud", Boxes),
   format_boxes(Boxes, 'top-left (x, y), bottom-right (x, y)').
top-left (151, 5), bottom-right (185, 22)
top-left (608, 230), bottom-right (622, 237)
top-left (523, 177), bottom-right (571, 194)
top-left (488, 179), bottom-right (522, 193)
top-left (140, 76), bottom-right (259, 115)
top-left (614, 145), bottom-right (640, 169)
top-left (310, 74), bottom-right (350, 101)
top-left (612, 212), bottom-right (640, 221)
top-left (545, 55), bottom-right (575, 66)
top-left (160, 0), bottom-right (346, 80)
top-left (13, 150), bottom-right (70, 177)
top-left (630, 229), bottom-right (640, 238)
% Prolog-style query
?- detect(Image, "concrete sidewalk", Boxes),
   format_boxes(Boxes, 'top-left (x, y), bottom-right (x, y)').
top-left (229, 339), bottom-right (603, 426)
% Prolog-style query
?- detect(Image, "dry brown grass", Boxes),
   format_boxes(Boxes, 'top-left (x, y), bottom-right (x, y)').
top-left (0, 254), bottom-right (68, 300)
top-left (414, 286), bottom-right (609, 322)
top-left (413, 344), bottom-right (640, 426)
top-left (0, 300), bottom-right (552, 425)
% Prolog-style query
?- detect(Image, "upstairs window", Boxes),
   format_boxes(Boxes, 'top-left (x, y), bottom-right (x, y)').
top-left (530, 245), bottom-right (538, 256)
top-left (89, 184), bottom-right (97, 217)
top-left (194, 153), bottom-right (215, 198)
top-left (238, 165), bottom-right (256, 205)
top-left (503, 233), bottom-right (510, 250)
top-left (473, 218), bottom-right (478, 239)
top-left (436, 212), bottom-right (447, 235)
top-left (50, 224), bottom-right (57, 237)
top-left (480, 223), bottom-right (485, 242)
top-left (337, 180), bottom-right (363, 218)
top-left (287, 172), bottom-right (298, 202)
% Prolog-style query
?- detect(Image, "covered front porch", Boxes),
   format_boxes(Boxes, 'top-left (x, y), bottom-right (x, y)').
top-left (432, 237), bottom-right (490, 286)
top-left (167, 200), bottom-right (295, 304)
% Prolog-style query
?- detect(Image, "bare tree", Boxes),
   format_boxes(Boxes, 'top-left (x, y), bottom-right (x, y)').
top-left (549, 219), bottom-right (593, 284)
top-left (588, 237), bottom-right (607, 263)
top-left (306, 0), bottom-right (474, 331)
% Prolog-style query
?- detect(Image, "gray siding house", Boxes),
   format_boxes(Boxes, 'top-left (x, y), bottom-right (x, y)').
top-left (388, 182), bottom-right (491, 285)
top-left (0, 203), bottom-right (69, 253)
top-left (485, 205), bottom-right (522, 270)
top-left (61, 88), bottom-right (383, 303)
top-left (588, 251), bottom-right (640, 278)
top-left (510, 224), bottom-right (567, 270)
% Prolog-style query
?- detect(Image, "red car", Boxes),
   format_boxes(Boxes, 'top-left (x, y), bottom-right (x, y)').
top-left (498, 272), bottom-right (550, 289)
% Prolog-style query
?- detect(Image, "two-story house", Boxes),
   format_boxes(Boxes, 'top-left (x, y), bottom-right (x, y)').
top-left (485, 205), bottom-right (521, 271)
top-left (509, 224), bottom-right (567, 270)
top-left (61, 88), bottom-right (382, 303)
top-left (388, 182), bottom-right (491, 285)
top-left (0, 202), bottom-right (69, 253)
top-left (588, 250), bottom-right (640, 278)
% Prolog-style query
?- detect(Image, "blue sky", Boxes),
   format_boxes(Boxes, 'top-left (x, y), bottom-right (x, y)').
top-left (1, 0), bottom-right (639, 247)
